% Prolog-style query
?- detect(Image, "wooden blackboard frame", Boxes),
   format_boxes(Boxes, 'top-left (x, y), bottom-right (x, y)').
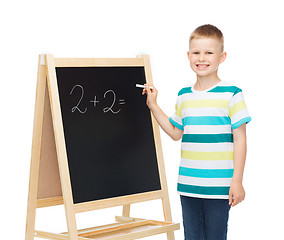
top-left (25, 54), bottom-right (179, 240)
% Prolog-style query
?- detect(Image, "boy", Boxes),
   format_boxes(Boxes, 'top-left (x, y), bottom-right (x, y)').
top-left (142, 24), bottom-right (251, 240)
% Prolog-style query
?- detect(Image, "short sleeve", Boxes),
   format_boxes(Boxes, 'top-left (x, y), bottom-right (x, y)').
top-left (229, 89), bottom-right (252, 129)
top-left (169, 95), bottom-right (184, 130)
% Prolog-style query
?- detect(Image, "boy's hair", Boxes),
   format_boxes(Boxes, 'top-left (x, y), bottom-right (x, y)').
top-left (190, 24), bottom-right (224, 52)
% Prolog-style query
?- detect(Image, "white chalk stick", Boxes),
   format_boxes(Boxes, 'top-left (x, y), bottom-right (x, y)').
top-left (136, 84), bottom-right (153, 89)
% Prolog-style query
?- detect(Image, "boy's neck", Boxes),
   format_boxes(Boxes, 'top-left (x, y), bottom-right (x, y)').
top-left (194, 74), bottom-right (221, 91)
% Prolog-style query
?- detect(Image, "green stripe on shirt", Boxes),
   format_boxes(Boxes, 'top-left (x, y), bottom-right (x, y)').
top-left (208, 86), bottom-right (242, 95)
top-left (178, 87), bottom-right (193, 96)
top-left (182, 134), bottom-right (233, 143)
top-left (178, 183), bottom-right (230, 195)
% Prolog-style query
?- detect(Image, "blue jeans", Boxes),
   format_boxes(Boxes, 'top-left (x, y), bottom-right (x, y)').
top-left (180, 195), bottom-right (231, 240)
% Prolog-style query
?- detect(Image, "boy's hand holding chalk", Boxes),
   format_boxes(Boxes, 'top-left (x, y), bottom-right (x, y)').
top-left (137, 83), bottom-right (158, 109)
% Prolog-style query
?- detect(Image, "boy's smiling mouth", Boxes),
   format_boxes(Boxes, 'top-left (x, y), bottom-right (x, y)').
top-left (196, 64), bottom-right (210, 70)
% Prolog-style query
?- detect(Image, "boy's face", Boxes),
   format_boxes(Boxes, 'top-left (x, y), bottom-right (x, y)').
top-left (187, 38), bottom-right (226, 78)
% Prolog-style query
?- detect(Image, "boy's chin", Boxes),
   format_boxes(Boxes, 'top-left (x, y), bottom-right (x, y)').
top-left (194, 69), bottom-right (218, 78)
top-left (195, 71), bottom-right (212, 77)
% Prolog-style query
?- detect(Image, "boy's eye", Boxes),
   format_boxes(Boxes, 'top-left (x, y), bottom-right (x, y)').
top-left (206, 52), bottom-right (213, 54)
top-left (192, 52), bottom-right (199, 54)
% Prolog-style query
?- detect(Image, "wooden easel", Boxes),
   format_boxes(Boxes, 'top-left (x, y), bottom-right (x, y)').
top-left (25, 54), bottom-right (179, 240)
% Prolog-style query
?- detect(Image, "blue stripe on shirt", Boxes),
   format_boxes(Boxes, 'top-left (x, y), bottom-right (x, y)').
top-left (179, 167), bottom-right (234, 178)
top-left (232, 116), bottom-right (252, 129)
top-left (182, 116), bottom-right (231, 126)
top-left (169, 117), bottom-right (184, 130)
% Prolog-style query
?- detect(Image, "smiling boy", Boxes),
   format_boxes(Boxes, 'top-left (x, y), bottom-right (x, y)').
top-left (143, 24), bottom-right (251, 239)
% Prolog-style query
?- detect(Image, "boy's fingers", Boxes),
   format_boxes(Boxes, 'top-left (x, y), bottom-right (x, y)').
top-left (142, 85), bottom-right (148, 95)
top-left (152, 86), bottom-right (158, 93)
top-left (233, 196), bottom-right (242, 206)
top-left (145, 86), bottom-right (150, 95)
top-left (230, 195), bottom-right (242, 207)
top-left (144, 84), bottom-right (153, 94)
top-left (228, 193), bottom-right (233, 206)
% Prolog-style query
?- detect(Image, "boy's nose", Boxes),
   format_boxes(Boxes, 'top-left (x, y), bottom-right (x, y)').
top-left (199, 53), bottom-right (205, 61)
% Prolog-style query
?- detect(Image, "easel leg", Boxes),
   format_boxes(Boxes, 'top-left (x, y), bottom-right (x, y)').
top-left (162, 197), bottom-right (175, 240)
top-left (45, 54), bottom-right (79, 240)
top-left (166, 231), bottom-right (175, 240)
top-left (25, 56), bottom-right (47, 240)
top-left (122, 204), bottom-right (131, 217)
top-left (25, 169), bottom-right (39, 240)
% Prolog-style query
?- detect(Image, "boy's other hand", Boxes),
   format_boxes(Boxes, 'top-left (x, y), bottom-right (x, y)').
top-left (142, 84), bottom-right (158, 109)
top-left (229, 181), bottom-right (245, 207)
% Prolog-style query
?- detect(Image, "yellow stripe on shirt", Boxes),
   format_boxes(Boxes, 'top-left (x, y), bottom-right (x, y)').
top-left (181, 150), bottom-right (234, 160)
top-left (229, 100), bottom-right (247, 117)
top-left (182, 99), bottom-right (230, 109)
top-left (175, 104), bottom-right (182, 117)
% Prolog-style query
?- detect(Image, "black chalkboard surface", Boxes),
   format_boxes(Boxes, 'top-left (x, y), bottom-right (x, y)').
top-left (55, 67), bottom-right (161, 204)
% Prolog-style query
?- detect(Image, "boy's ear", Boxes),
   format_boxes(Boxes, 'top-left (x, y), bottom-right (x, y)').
top-left (187, 51), bottom-right (190, 60)
top-left (220, 51), bottom-right (227, 64)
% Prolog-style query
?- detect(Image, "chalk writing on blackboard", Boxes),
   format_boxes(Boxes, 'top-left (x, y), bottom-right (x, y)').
top-left (69, 84), bottom-right (125, 114)
top-left (70, 85), bottom-right (88, 114)
top-left (103, 90), bottom-right (125, 114)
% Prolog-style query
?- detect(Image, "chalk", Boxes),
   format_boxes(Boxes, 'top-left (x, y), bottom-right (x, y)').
top-left (136, 84), bottom-right (153, 89)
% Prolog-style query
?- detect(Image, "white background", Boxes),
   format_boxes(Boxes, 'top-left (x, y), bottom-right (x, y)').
top-left (1, 0), bottom-right (284, 239)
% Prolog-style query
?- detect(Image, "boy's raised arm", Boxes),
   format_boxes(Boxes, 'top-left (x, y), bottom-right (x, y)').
top-left (142, 84), bottom-right (183, 141)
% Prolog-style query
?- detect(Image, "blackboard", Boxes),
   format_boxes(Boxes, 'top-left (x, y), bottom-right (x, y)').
top-left (55, 67), bottom-right (161, 204)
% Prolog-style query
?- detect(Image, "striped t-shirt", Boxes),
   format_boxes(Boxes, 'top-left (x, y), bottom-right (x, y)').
top-left (169, 81), bottom-right (251, 199)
